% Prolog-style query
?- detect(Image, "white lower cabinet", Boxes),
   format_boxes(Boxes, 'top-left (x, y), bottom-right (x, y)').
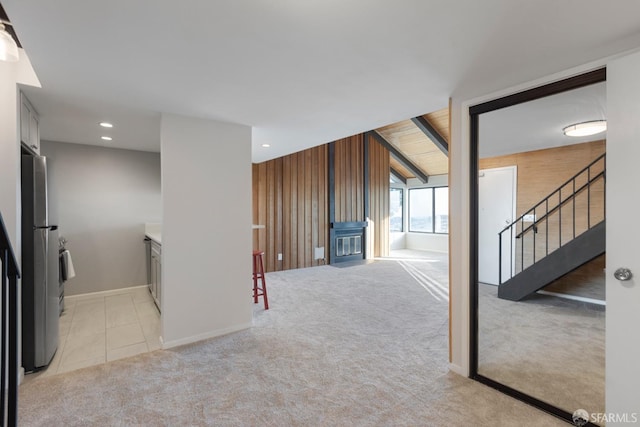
top-left (148, 240), bottom-right (162, 312)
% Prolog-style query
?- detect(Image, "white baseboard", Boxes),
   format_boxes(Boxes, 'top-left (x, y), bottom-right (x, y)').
top-left (66, 285), bottom-right (149, 302)
top-left (537, 290), bottom-right (606, 306)
top-left (448, 363), bottom-right (469, 377)
top-left (161, 322), bottom-right (252, 349)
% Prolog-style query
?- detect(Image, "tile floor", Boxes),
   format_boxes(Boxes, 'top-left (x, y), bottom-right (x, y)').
top-left (27, 286), bottom-right (161, 379)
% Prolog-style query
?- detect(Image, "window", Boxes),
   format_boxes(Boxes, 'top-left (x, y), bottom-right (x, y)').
top-left (409, 187), bottom-right (449, 234)
top-left (434, 187), bottom-right (449, 233)
top-left (390, 188), bottom-right (403, 232)
top-left (409, 188), bottom-right (433, 232)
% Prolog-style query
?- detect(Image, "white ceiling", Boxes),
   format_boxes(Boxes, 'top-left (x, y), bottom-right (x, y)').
top-left (4, 1), bottom-right (640, 163)
top-left (479, 82), bottom-right (607, 158)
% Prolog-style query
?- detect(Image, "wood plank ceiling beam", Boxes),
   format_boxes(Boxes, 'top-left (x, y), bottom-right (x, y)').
top-left (411, 115), bottom-right (449, 156)
top-left (390, 167), bottom-right (407, 184)
top-left (369, 131), bottom-right (429, 183)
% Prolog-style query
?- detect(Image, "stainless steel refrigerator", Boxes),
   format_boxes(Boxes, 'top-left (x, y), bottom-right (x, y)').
top-left (21, 154), bottom-right (59, 372)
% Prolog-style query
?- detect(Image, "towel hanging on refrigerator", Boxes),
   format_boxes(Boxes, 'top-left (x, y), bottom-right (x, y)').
top-left (60, 249), bottom-right (76, 281)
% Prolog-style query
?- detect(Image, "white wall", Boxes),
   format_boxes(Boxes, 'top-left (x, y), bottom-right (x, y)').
top-left (408, 175), bottom-right (448, 188)
top-left (0, 60), bottom-right (22, 381)
top-left (406, 233), bottom-right (448, 253)
top-left (0, 53), bottom-right (40, 381)
top-left (160, 113), bottom-right (252, 348)
top-left (0, 52), bottom-right (39, 259)
top-left (40, 141), bottom-right (161, 295)
top-left (389, 232), bottom-right (406, 251)
top-left (606, 50), bottom-right (640, 419)
top-left (0, 66), bottom-right (20, 262)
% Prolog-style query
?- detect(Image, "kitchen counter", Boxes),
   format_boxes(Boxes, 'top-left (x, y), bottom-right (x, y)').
top-left (145, 223), bottom-right (162, 244)
top-left (144, 223), bottom-right (162, 313)
top-left (145, 231), bottom-right (161, 244)
top-left (146, 223), bottom-right (258, 243)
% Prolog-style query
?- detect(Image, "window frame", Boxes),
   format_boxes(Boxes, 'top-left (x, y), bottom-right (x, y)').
top-left (389, 187), bottom-right (404, 232)
top-left (408, 185), bottom-right (449, 234)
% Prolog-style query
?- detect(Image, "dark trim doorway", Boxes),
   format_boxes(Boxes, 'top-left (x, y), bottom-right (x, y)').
top-left (468, 68), bottom-right (606, 426)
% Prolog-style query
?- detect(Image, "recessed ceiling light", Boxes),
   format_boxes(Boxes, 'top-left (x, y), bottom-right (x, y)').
top-left (101, 136), bottom-right (112, 141)
top-left (563, 120), bottom-right (607, 137)
top-left (261, 143), bottom-right (271, 148)
top-left (99, 122), bottom-right (113, 128)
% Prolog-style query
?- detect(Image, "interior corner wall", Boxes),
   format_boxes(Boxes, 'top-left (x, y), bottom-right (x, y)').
top-left (1, 52), bottom-right (43, 382)
top-left (39, 141), bottom-right (161, 295)
top-left (161, 113), bottom-right (252, 348)
top-left (0, 54), bottom-right (42, 257)
top-left (448, 97), bottom-right (470, 375)
top-left (0, 62), bottom-right (21, 256)
top-left (390, 232), bottom-right (406, 250)
top-left (0, 62), bottom-right (21, 381)
top-left (406, 233), bottom-right (449, 253)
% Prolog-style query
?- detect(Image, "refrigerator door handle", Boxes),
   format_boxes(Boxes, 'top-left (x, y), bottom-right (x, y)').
top-left (33, 228), bottom-right (48, 365)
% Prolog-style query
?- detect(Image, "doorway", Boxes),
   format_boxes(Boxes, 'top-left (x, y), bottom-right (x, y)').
top-left (469, 69), bottom-right (607, 426)
top-left (478, 166), bottom-right (516, 285)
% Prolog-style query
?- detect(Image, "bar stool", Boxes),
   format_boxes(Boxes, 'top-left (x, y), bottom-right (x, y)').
top-left (252, 250), bottom-right (269, 310)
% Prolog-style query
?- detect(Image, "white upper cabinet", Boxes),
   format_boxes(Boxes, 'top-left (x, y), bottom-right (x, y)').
top-left (20, 92), bottom-right (40, 154)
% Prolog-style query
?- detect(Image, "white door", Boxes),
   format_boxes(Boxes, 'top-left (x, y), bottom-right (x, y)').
top-left (478, 166), bottom-right (516, 285)
top-left (606, 52), bottom-right (640, 418)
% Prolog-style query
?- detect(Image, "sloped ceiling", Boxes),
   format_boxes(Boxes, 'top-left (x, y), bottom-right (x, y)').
top-left (377, 108), bottom-right (449, 178)
top-left (3, 1), bottom-right (640, 162)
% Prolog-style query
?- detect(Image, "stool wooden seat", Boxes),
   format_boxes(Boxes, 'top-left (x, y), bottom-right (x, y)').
top-left (252, 250), bottom-right (269, 310)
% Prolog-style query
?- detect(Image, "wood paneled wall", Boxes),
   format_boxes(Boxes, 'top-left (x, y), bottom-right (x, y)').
top-left (253, 133), bottom-right (392, 272)
top-left (480, 140), bottom-right (606, 273)
top-left (367, 134), bottom-right (390, 257)
top-left (334, 134), bottom-right (364, 223)
top-left (479, 140), bottom-right (605, 220)
top-left (252, 145), bottom-right (328, 272)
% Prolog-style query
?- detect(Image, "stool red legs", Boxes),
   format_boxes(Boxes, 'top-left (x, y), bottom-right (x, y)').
top-left (252, 250), bottom-right (269, 310)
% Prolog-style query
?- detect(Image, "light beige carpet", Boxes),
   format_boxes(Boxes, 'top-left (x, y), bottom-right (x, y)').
top-left (478, 283), bottom-right (605, 416)
top-left (19, 255), bottom-right (566, 426)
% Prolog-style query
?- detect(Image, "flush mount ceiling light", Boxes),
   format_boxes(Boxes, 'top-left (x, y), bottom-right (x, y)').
top-left (99, 122), bottom-right (113, 128)
top-left (101, 136), bottom-right (112, 141)
top-left (563, 120), bottom-right (607, 137)
top-left (261, 143), bottom-right (271, 148)
top-left (0, 21), bottom-right (19, 62)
